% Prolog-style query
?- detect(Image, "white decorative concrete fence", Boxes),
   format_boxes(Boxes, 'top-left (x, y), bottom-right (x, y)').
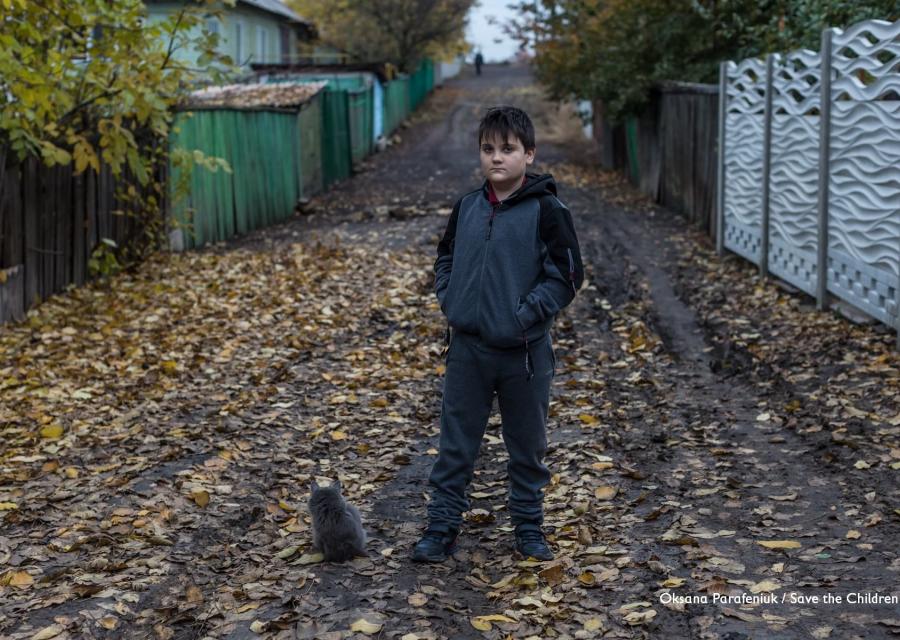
top-left (717, 18), bottom-right (900, 343)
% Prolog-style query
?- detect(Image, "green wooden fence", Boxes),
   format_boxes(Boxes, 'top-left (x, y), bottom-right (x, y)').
top-left (168, 59), bottom-right (439, 249)
top-left (383, 76), bottom-right (411, 136)
top-left (347, 86), bottom-right (375, 164)
top-left (408, 58), bottom-right (434, 111)
top-left (321, 89), bottom-right (352, 188)
top-left (169, 103), bottom-right (312, 249)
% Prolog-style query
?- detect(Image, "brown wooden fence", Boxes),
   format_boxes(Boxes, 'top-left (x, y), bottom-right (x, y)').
top-left (0, 148), bottom-right (158, 324)
top-left (593, 82), bottom-right (720, 236)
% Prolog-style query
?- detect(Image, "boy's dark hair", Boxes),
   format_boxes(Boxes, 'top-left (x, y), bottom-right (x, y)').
top-left (478, 106), bottom-right (535, 151)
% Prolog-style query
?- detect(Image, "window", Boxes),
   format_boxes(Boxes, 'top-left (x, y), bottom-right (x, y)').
top-left (279, 25), bottom-right (291, 64)
top-left (256, 26), bottom-right (268, 63)
top-left (205, 17), bottom-right (220, 37)
top-left (234, 22), bottom-right (243, 64)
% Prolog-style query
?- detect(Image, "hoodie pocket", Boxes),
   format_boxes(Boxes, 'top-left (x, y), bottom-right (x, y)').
top-left (478, 292), bottom-right (523, 348)
top-left (437, 282), bottom-right (450, 314)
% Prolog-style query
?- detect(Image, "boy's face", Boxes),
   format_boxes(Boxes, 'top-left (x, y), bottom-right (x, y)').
top-left (480, 132), bottom-right (535, 192)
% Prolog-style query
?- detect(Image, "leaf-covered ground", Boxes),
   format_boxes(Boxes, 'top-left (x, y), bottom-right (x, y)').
top-left (1, 66), bottom-right (898, 640)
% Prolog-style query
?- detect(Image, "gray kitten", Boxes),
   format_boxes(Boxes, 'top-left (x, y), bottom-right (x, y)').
top-left (308, 480), bottom-right (367, 562)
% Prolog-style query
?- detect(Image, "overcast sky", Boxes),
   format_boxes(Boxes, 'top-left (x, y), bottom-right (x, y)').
top-left (465, 0), bottom-right (522, 62)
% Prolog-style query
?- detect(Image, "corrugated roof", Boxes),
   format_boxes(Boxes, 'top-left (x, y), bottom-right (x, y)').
top-left (184, 81), bottom-right (328, 109)
top-left (239, 0), bottom-right (310, 25)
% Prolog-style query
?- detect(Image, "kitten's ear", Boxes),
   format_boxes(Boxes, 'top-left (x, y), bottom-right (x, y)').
top-left (310, 480), bottom-right (319, 493)
top-left (334, 479), bottom-right (342, 491)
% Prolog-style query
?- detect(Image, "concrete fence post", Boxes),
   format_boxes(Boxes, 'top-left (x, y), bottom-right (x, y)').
top-left (816, 28), bottom-right (833, 311)
top-left (760, 54), bottom-right (775, 278)
top-left (716, 61), bottom-right (727, 257)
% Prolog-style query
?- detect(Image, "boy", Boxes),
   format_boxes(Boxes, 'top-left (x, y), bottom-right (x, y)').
top-left (412, 106), bottom-right (584, 563)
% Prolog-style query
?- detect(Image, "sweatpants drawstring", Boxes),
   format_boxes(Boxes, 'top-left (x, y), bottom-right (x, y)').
top-left (523, 331), bottom-right (534, 381)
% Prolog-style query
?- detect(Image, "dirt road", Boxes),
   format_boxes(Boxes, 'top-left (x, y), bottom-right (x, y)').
top-left (2, 64), bottom-right (897, 640)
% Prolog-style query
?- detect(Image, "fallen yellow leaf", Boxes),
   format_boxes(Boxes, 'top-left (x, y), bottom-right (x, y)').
top-left (296, 551), bottom-right (324, 565)
top-left (2, 570), bottom-right (34, 588)
top-left (624, 609), bottom-right (657, 625)
top-left (350, 618), bottom-right (383, 634)
top-left (758, 540), bottom-right (801, 549)
top-left (470, 614), bottom-right (515, 631)
top-left (578, 571), bottom-right (596, 586)
top-left (277, 546), bottom-right (300, 559)
top-left (250, 620), bottom-right (266, 633)
top-left (28, 624), bottom-right (64, 640)
top-left (471, 617), bottom-right (492, 631)
top-left (160, 360), bottom-right (178, 374)
top-left (99, 616), bottom-right (119, 630)
top-left (191, 490), bottom-right (210, 508)
top-left (408, 592), bottom-right (428, 607)
top-left (750, 579), bottom-right (780, 593)
top-left (584, 617), bottom-right (604, 631)
top-left (40, 423), bottom-right (63, 439)
top-left (661, 576), bottom-right (685, 588)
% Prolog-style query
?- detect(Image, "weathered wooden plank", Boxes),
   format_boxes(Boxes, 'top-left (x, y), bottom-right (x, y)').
top-left (23, 157), bottom-right (39, 309)
top-left (86, 166), bottom-right (98, 251)
top-left (0, 152), bottom-right (14, 269)
top-left (60, 164), bottom-right (73, 290)
top-left (0, 264), bottom-right (25, 324)
top-left (97, 164), bottom-right (110, 244)
top-left (656, 87), bottom-right (719, 234)
top-left (0, 146), bottom-right (7, 267)
top-left (72, 171), bottom-right (86, 286)
top-left (39, 162), bottom-right (53, 302)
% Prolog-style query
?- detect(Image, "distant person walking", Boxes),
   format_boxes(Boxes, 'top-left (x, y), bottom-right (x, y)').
top-left (475, 51), bottom-right (484, 75)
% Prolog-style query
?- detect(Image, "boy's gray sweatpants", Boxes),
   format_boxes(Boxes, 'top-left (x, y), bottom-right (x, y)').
top-left (426, 328), bottom-right (556, 532)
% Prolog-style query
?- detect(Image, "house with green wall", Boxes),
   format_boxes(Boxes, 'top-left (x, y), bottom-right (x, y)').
top-left (144, 0), bottom-right (315, 68)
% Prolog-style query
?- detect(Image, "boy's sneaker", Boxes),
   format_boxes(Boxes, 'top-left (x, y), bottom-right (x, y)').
top-left (411, 526), bottom-right (459, 562)
top-left (514, 523), bottom-right (554, 561)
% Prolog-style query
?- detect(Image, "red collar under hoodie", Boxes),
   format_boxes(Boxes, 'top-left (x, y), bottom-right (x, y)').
top-left (487, 174), bottom-right (528, 205)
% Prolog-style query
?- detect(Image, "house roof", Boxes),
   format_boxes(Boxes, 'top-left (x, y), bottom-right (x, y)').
top-left (239, 0), bottom-right (310, 25)
top-left (183, 81), bottom-right (328, 109)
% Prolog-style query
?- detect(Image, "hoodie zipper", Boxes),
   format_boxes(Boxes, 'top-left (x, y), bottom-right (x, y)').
top-left (476, 202), bottom-right (500, 327)
top-left (486, 203), bottom-right (498, 240)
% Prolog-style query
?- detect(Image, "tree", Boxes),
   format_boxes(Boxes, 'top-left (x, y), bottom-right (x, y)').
top-left (289, 0), bottom-right (474, 72)
top-left (505, 0), bottom-right (900, 122)
top-left (0, 0), bottom-right (232, 181)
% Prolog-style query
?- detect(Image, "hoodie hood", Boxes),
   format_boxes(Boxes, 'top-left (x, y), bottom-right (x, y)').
top-left (481, 172), bottom-right (557, 207)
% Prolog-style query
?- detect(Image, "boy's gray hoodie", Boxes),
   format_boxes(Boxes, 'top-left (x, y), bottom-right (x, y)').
top-left (434, 171), bottom-right (584, 355)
